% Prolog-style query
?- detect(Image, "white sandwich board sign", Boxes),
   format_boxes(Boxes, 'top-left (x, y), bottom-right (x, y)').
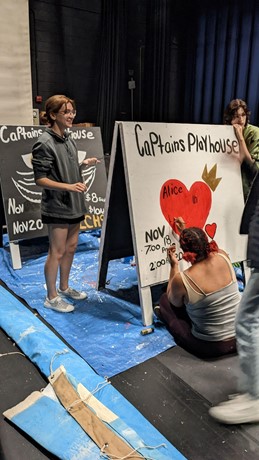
top-left (0, 125), bottom-right (107, 268)
top-left (98, 122), bottom-right (247, 326)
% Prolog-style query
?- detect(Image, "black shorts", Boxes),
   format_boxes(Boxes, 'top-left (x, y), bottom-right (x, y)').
top-left (42, 215), bottom-right (85, 225)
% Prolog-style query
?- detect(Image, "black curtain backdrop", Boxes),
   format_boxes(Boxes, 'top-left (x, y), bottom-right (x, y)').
top-left (96, 0), bottom-right (127, 153)
top-left (29, 0), bottom-right (259, 152)
top-left (47, 0), bottom-right (259, 153)
top-left (29, 0), bottom-right (102, 123)
top-left (181, 0), bottom-right (259, 125)
top-left (140, 0), bottom-right (259, 126)
top-left (190, 0), bottom-right (259, 123)
top-left (87, 0), bottom-right (259, 153)
top-left (142, 0), bottom-right (173, 121)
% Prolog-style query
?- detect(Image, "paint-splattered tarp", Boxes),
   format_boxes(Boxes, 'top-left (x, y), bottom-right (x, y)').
top-left (0, 231), bottom-right (175, 377)
top-left (0, 285), bottom-right (186, 460)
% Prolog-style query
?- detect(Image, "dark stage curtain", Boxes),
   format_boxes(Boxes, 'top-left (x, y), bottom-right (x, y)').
top-left (96, 0), bottom-right (126, 154)
top-left (141, 0), bottom-right (259, 126)
top-left (182, 0), bottom-right (259, 125)
top-left (142, 0), bottom-right (173, 121)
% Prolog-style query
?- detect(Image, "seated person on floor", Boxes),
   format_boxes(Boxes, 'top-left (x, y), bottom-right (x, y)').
top-left (156, 219), bottom-right (241, 359)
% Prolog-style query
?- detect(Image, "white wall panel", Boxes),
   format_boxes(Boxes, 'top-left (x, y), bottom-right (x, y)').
top-left (0, 1), bottom-right (32, 125)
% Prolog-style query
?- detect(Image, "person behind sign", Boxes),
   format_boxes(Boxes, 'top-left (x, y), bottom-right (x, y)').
top-left (32, 94), bottom-right (100, 313)
top-left (223, 99), bottom-right (259, 200)
top-left (154, 218), bottom-right (241, 358)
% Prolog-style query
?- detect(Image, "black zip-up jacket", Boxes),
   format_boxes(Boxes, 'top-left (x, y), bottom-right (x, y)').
top-left (32, 128), bottom-right (87, 219)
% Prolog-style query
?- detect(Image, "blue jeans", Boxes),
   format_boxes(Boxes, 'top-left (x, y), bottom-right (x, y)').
top-left (236, 269), bottom-right (259, 398)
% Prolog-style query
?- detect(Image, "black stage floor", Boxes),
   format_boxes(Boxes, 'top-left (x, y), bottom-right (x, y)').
top-left (1, 284), bottom-right (259, 460)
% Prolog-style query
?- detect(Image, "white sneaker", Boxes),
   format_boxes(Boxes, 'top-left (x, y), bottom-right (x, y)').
top-left (44, 295), bottom-right (74, 313)
top-left (57, 287), bottom-right (87, 300)
top-left (209, 393), bottom-right (259, 424)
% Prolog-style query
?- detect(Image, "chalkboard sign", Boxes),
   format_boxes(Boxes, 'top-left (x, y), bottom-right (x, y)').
top-left (98, 122), bottom-right (247, 325)
top-left (0, 125), bottom-right (107, 265)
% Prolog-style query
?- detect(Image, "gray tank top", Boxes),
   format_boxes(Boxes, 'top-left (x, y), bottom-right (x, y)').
top-left (180, 254), bottom-right (241, 341)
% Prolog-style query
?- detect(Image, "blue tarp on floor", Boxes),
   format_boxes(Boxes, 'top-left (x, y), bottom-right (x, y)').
top-left (0, 231), bottom-right (175, 377)
top-left (0, 284), bottom-right (186, 460)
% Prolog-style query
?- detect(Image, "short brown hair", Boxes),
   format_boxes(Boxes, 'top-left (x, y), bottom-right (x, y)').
top-left (44, 95), bottom-right (76, 126)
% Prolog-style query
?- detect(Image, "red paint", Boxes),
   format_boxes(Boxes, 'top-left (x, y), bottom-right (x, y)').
top-left (160, 179), bottom-right (212, 234)
top-left (205, 223), bottom-right (217, 239)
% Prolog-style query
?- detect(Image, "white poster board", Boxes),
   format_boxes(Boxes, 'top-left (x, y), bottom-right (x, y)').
top-left (98, 122), bottom-right (247, 325)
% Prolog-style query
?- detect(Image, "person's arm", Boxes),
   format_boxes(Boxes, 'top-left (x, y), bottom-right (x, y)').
top-left (82, 157), bottom-right (101, 166)
top-left (36, 177), bottom-right (86, 193)
top-left (32, 141), bottom-right (87, 193)
top-left (171, 216), bottom-right (186, 239)
top-left (232, 124), bottom-right (255, 166)
top-left (166, 244), bottom-right (186, 307)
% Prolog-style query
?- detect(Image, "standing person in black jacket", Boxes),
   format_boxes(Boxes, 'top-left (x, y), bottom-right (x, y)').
top-left (32, 94), bottom-right (99, 313)
top-left (209, 172), bottom-right (259, 424)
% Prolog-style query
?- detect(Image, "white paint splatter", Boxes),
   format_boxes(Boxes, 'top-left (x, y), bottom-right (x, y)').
top-left (17, 325), bottom-right (37, 343)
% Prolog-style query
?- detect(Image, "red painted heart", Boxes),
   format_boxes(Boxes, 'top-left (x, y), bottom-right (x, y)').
top-left (160, 179), bottom-right (212, 234)
top-left (205, 223), bottom-right (217, 239)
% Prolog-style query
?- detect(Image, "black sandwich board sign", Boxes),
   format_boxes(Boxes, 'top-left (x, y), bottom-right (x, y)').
top-left (97, 121), bottom-right (247, 326)
top-left (0, 125), bottom-right (107, 269)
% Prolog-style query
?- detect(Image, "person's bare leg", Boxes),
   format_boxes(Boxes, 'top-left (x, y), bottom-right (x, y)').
top-left (59, 222), bottom-right (80, 291)
top-left (45, 224), bottom-right (68, 300)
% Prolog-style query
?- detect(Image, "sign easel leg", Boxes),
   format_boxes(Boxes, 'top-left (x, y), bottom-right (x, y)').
top-left (9, 242), bottom-right (22, 269)
top-left (139, 285), bottom-right (154, 326)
